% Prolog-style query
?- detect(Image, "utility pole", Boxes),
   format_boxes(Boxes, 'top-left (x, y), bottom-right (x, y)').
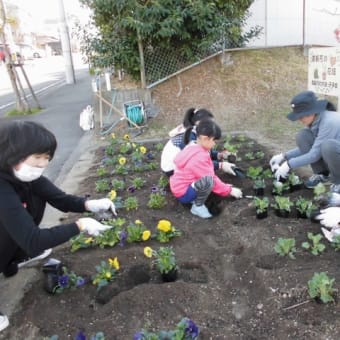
top-left (57, 0), bottom-right (75, 84)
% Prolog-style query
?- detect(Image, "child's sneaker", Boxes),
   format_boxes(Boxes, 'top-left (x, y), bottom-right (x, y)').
top-left (304, 174), bottom-right (330, 188)
top-left (17, 248), bottom-right (52, 268)
top-left (0, 313), bottom-right (9, 332)
top-left (190, 204), bottom-right (212, 219)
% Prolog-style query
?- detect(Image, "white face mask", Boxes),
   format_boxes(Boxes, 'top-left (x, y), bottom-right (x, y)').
top-left (13, 163), bottom-right (45, 182)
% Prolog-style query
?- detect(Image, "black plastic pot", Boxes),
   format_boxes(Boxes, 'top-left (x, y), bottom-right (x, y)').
top-left (256, 210), bottom-right (268, 219)
top-left (290, 184), bottom-right (303, 193)
top-left (254, 187), bottom-right (265, 196)
top-left (297, 211), bottom-right (307, 219)
top-left (161, 268), bottom-right (178, 282)
top-left (274, 209), bottom-right (290, 218)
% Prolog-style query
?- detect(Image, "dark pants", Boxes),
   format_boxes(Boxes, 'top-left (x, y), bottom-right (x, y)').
top-left (296, 129), bottom-right (340, 183)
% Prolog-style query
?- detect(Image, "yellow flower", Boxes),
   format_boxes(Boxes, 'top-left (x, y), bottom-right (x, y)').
top-left (124, 134), bottom-right (130, 140)
top-left (109, 190), bottom-right (117, 201)
top-left (109, 257), bottom-right (120, 270)
top-left (111, 133), bottom-right (116, 139)
top-left (157, 219), bottom-right (172, 232)
top-left (135, 219), bottom-right (142, 225)
top-left (119, 157), bottom-right (126, 165)
top-left (105, 271), bottom-right (112, 279)
top-left (85, 237), bottom-right (93, 244)
top-left (142, 230), bottom-right (151, 241)
top-left (140, 146), bottom-right (147, 154)
top-left (144, 246), bottom-right (153, 258)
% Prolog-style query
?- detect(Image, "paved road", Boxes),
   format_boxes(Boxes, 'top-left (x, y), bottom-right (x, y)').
top-left (0, 58), bottom-right (93, 183)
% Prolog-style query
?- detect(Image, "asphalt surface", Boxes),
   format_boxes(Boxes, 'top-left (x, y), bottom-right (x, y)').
top-left (0, 63), bottom-right (101, 336)
top-left (0, 66), bottom-right (93, 183)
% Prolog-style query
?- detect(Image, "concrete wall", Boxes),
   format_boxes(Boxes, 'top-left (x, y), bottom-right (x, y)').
top-left (245, 0), bottom-right (340, 47)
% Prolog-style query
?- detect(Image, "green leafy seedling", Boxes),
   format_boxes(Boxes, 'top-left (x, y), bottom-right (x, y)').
top-left (331, 234), bottom-right (340, 251)
top-left (313, 182), bottom-right (327, 198)
top-left (124, 196), bottom-right (139, 211)
top-left (302, 232), bottom-right (326, 255)
top-left (147, 193), bottom-right (167, 209)
top-left (246, 166), bottom-right (263, 180)
top-left (274, 237), bottom-right (297, 259)
top-left (253, 196), bottom-right (269, 214)
top-left (308, 272), bottom-right (336, 303)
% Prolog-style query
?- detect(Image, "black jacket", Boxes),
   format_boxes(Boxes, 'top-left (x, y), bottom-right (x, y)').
top-left (0, 171), bottom-right (86, 272)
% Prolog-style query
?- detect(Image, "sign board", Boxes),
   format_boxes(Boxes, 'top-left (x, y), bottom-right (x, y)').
top-left (308, 47), bottom-right (340, 97)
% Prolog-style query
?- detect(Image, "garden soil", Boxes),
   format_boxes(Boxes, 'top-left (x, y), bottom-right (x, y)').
top-left (2, 46), bottom-right (340, 340)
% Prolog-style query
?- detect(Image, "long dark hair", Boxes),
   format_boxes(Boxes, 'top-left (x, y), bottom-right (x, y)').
top-left (0, 120), bottom-right (57, 172)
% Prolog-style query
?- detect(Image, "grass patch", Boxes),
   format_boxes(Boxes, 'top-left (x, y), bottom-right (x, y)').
top-left (6, 107), bottom-right (41, 117)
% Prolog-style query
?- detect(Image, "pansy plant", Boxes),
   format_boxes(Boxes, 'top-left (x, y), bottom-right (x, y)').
top-left (92, 257), bottom-right (120, 291)
top-left (127, 220), bottom-right (151, 243)
top-left (156, 219), bottom-right (182, 243)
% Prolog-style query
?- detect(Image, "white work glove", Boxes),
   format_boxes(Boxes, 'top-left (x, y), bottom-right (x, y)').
top-left (77, 218), bottom-right (112, 236)
top-left (230, 187), bottom-right (243, 199)
top-left (328, 193), bottom-right (340, 207)
top-left (218, 150), bottom-right (232, 160)
top-left (270, 153), bottom-right (285, 172)
top-left (321, 227), bottom-right (340, 242)
top-left (315, 207), bottom-right (340, 229)
top-left (86, 198), bottom-right (117, 215)
top-left (220, 162), bottom-right (236, 176)
top-left (274, 161), bottom-right (290, 181)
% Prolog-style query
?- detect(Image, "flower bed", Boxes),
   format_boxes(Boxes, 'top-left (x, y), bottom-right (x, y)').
top-left (5, 133), bottom-right (340, 339)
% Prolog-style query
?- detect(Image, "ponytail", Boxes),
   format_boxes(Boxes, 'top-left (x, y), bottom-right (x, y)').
top-left (182, 108), bottom-right (214, 128)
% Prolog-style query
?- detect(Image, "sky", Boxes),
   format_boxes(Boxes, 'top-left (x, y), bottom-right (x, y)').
top-left (6, 0), bottom-right (91, 34)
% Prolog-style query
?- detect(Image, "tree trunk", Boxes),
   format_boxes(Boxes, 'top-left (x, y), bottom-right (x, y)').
top-left (137, 30), bottom-right (146, 89)
top-left (0, 0), bottom-right (26, 111)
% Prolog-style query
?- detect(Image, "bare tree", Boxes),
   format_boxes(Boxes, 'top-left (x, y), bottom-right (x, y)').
top-left (0, 0), bottom-right (27, 111)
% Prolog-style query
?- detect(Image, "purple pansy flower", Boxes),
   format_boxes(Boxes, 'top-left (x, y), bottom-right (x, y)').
top-left (119, 230), bottom-right (127, 247)
top-left (127, 185), bottom-right (136, 193)
top-left (185, 319), bottom-right (199, 338)
top-left (75, 331), bottom-right (86, 340)
top-left (151, 185), bottom-right (158, 193)
top-left (146, 152), bottom-right (154, 160)
top-left (58, 275), bottom-right (69, 288)
top-left (76, 277), bottom-right (86, 287)
top-left (133, 332), bottom-right (144, 340)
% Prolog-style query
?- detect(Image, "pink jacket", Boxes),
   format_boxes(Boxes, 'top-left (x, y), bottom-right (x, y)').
top-left (170, 144), bottom-right (232, 198)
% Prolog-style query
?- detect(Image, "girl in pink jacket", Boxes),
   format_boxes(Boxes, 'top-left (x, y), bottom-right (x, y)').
top-left (170, 119), bottom-right (242, 219)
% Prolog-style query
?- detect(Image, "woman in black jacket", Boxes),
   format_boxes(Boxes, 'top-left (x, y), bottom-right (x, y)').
top-left (0, 120), bottom-right (116, 332)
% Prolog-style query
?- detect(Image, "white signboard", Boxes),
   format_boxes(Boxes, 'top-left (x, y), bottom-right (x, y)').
top-left (308, 47), bottom-right (340, 97)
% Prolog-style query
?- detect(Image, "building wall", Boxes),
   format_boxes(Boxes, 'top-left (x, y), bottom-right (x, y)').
top-left (246, 0), bottom-right (340, 47)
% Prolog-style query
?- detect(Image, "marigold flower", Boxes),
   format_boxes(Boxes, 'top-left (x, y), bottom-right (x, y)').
top-left (119, 157), bottom-right (126, 165)
top-left (124, 134), bottom-right (130, 140)
top-left (144, 246), bottom-right (153, 258)
top-left (109, 257), bottom-right (120, 270)
top-left (109, 189), bottom-right (117, 201)
top-left (135, 219), bottom-right (142, 225)
top-left (157, 219), bottom-right (172, 232)
top-left (111, 133), bottom-right (116, 139)
top-left (140, 146), bottom-right (147, 154)
top-left (142, 230), bottom-right (151, 241)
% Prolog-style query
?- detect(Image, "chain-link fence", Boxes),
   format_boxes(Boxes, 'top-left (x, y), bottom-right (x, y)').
top-left (144, 44), bottom-right (223, 88)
